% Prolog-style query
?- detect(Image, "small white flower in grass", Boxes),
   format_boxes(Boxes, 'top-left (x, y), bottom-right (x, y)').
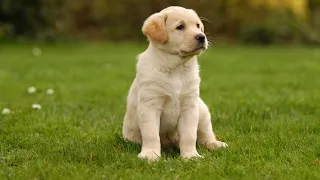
top-left (28, 86), bottom-right (36, 94)
top-left (32, 104), bottom-right (42, 110)
top-left (2, 108), bottom-right (11, 115)
top-left (32, 47), bottom-right (42, 56)
top-left (46, 89), bottom-right (54, 95)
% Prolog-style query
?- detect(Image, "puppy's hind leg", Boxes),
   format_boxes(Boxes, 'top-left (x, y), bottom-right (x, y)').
top-left (123, 106), bottom-right (142, 144)
top-left (197, 98), bottom-right (228, 150)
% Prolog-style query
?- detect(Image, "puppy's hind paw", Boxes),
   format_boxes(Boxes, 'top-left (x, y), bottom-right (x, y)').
top-left (205, 141), bottom-right (228, 150)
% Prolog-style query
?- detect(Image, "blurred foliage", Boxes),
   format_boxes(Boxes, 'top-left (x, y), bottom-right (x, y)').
top-left (0, 0), bottom-right (320, 44)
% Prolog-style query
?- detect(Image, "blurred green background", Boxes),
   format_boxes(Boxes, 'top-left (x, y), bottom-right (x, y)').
top-left (1, 0), bottom-right (320, 45)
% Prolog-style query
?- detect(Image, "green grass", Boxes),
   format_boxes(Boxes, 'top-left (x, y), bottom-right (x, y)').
top-left (0, 43), bottom-right (320, 179)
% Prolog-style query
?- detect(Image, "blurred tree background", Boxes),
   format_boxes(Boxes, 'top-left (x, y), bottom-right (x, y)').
top-left (1, 0), bottom-right (320, 44)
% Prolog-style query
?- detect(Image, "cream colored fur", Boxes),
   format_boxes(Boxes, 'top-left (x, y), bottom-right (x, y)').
top-left (122, 6), bottom-right (228, 161)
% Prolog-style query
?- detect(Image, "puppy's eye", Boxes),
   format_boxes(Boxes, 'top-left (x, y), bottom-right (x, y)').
top-left (176, 25), bottom-right (184, 30)
top-left (196, 24), bottom-right (200, 28)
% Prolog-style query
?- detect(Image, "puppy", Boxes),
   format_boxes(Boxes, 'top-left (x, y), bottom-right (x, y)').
top-left (122, 6), bottom-right (228, 161)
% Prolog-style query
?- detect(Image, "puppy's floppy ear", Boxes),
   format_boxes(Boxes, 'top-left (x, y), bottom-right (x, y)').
top-left (142, 12), bottom-right (168, 44)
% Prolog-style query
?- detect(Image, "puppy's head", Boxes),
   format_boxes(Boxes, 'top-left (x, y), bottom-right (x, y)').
top-left (142, 6), bottom-right (208, 57)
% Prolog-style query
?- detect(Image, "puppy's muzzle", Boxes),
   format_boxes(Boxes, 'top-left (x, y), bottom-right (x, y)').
top-left (195, 34), bottom-right (206, 44)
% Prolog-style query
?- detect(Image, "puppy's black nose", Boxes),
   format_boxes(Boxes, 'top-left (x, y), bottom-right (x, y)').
top-left (195, 34), bottom-right (205, 44)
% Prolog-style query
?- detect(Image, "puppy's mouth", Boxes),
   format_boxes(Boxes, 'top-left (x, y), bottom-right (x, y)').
top-left (193, 46), bottom-right (206, 52)
top-left (180, 46), bottom-right (206, 56)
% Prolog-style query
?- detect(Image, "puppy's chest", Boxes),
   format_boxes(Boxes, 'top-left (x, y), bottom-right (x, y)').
top-left (161, 80), bottom-right (182, 125)
top-left (153, 63), bottom-right (200, 125)
top-left (161, 74), bottom-right (191, 122)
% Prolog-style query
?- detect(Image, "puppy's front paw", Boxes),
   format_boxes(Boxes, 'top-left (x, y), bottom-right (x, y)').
top-left (205, 141), bottom-right (228, 150)
top-left (138, 150), bottom-right (160, 161)
top-left (181, 151), bottom-right (203, 159)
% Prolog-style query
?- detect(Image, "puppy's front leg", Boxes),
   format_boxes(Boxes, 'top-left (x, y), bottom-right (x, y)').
top-left (138, 97), bottom-right (163, 161)
top-left (178, 98), bottom-right (202, 159)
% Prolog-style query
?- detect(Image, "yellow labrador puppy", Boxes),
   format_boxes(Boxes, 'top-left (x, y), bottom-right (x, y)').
top-left (123, 6), bottom-right (228, 161)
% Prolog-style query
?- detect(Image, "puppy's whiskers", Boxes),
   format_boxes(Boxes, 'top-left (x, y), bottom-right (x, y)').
top-left (200, 17), bottom-right (211, 24)
top-left (205, 35), bottom-right (216, 48)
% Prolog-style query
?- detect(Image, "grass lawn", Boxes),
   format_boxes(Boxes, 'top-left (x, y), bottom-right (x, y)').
top-left (0, 43), bottom-right (320, 179)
